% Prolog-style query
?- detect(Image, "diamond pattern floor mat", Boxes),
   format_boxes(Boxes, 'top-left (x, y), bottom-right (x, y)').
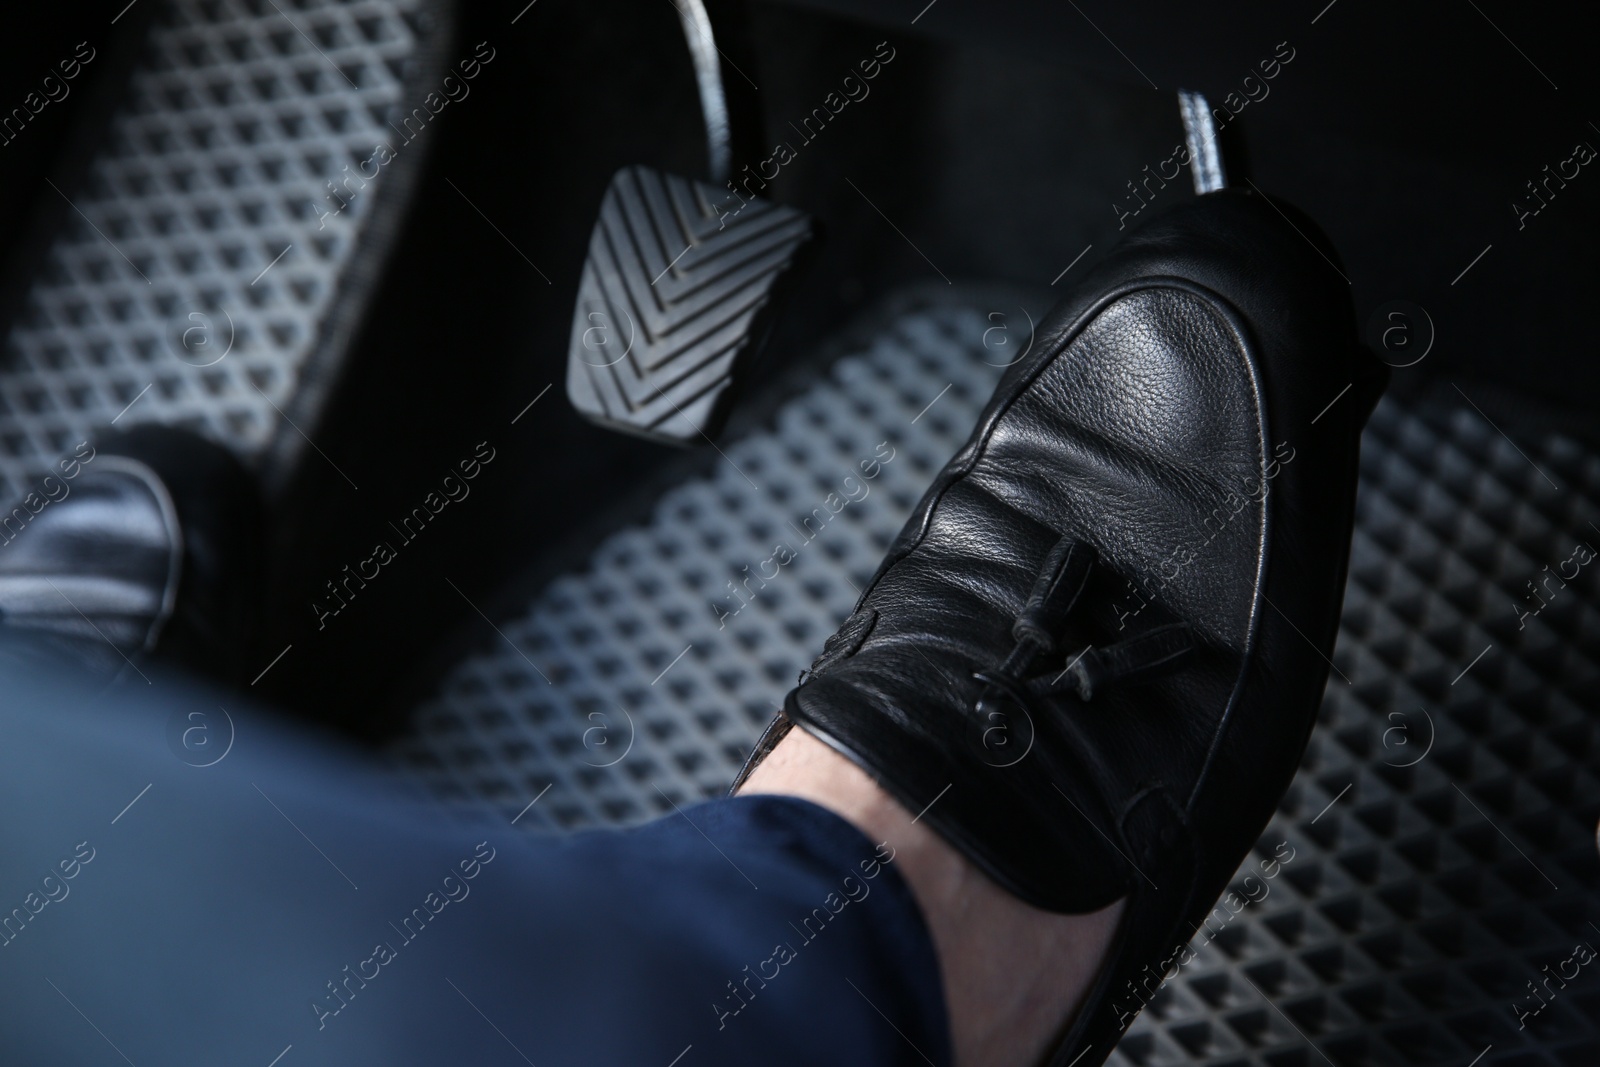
top-left (390, 290), bottom-right (1600, 1067)
top-left (0, 0), bottom-right (445, 498)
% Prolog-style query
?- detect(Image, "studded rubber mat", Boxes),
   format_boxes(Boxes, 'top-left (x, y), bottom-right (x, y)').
top-left (391, 291), bottom-right (1600, 1066)
top-left (0, 0), bottom-right (447, 498)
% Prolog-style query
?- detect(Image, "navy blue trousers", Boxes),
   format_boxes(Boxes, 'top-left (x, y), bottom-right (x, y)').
top-left (0, 670), bottom-right (950, 1066)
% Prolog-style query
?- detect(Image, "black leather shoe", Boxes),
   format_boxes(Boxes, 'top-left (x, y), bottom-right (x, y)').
top-left (733, 189), bottom-right (1384, 1064)
top-left (0, 426), bottom-right (262, 688)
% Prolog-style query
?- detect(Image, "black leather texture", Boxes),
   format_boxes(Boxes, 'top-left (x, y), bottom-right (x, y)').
top-left (0, 444), bottom-right (180, 684)
top-left (741, 189), bottom-right (1385, 1065)
top-left (0, 426), bottom-right (260, 688)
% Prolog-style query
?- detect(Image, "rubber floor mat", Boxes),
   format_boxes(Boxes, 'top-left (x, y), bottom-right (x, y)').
top-left (391, 289), bottom-right (1600, 1067)
top-left (0, 0), bottom-right (450, 498)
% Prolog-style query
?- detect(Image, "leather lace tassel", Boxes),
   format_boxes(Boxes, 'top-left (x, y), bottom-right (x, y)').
top-left (1042, 623), bottom-right (1197, 701)
top-left (977, 539), bottom-right (1097, 716)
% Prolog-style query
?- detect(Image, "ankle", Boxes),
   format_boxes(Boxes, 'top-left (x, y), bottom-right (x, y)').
top-left (739, 727), bottom-right (1123, 1067)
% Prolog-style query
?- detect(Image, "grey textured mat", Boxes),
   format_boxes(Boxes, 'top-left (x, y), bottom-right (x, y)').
top-left (395, 294), bottom-right (1004, 821)
top-left (0, 0), bottom-right (443, 497)
top-left (391, 291), bottom-right (1600, 1066)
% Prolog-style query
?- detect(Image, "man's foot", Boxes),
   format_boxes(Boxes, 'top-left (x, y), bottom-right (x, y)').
top-left (741, 727), bottom-right (1124, 1067)
top-left (0, 425), bottom-right (261, 687)
top-left (733, 188), bottom-right (1384, 1066)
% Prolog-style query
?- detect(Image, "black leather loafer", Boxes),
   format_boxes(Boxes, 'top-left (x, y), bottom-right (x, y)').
top-left (0, 426), bottom-right (261, 687)
top-left (733, 189), bottom-right (1384, 1064)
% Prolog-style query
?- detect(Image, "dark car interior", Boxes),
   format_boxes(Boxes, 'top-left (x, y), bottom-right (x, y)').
top-left (2, 1), bottom-right (1596, 1063)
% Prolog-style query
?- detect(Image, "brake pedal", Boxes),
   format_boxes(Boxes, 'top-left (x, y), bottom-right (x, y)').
top-left (564, 0), bottom-right (815, 444)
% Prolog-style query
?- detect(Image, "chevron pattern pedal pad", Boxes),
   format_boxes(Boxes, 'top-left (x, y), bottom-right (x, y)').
top-left (565, 165), bottom-right (815, 443)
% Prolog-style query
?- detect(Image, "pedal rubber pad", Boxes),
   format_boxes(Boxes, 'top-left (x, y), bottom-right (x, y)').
top-left (565, 165), bottom-right (814, 443)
